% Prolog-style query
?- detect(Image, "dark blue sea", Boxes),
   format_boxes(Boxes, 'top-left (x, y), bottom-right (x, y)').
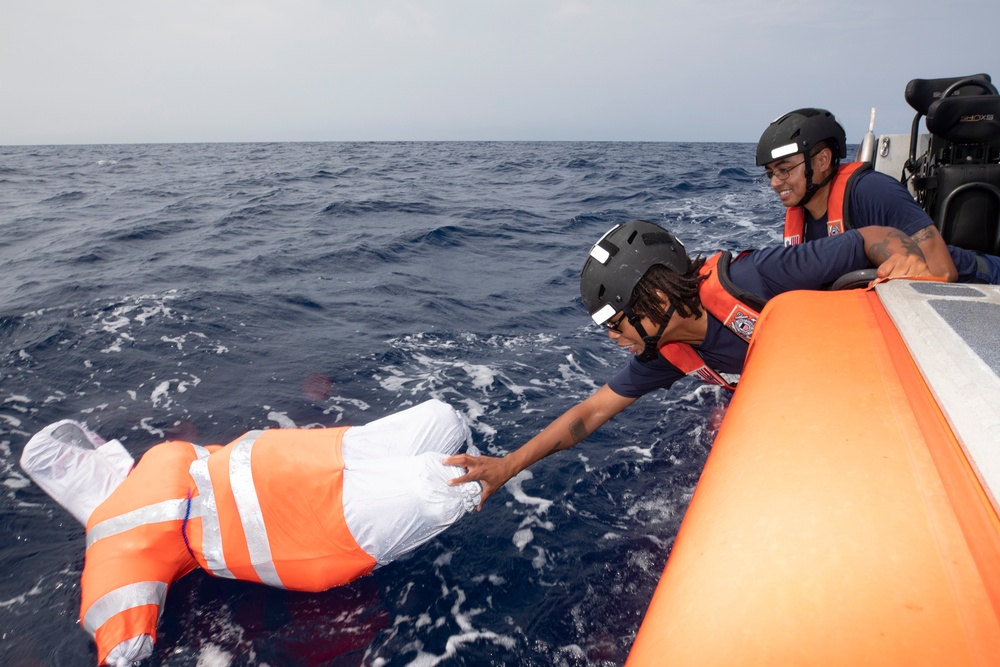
top-left (0, 141), bottom-right (779, 667)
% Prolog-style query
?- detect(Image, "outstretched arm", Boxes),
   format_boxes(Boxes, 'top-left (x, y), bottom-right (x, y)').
top-left (444, 384), bottom-right (637, 509)
top-left (858, 226), bottom-right (934, 280)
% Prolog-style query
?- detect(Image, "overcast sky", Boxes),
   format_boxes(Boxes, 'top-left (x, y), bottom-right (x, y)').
top-left (2, 0), bottom-right (998, 145)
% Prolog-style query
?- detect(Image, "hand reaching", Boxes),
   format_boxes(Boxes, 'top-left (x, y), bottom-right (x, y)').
top-left (443, 453), bottom-right (514, 511)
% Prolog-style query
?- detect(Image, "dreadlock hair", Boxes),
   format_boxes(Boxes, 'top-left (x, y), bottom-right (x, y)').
top-left (628, 256), bottom-right (708, 326)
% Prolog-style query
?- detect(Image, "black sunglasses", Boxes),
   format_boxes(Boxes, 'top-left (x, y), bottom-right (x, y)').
top-left (604, 311), bottom-right (628, 333)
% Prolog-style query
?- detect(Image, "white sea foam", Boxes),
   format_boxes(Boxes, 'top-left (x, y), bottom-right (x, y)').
top-left (504, 469), bottom-right (553, 513)
top-left (3, 471), bottom-right (31, 491)
top-left (556, 353), bottom-right (602, 391)
top-left (321, 395), bottom-right (371, 420)
top-left (0, 579), bottom-right (44, 608)
top-left (43, 391), bottom-right (66, 405)
top-left (148, 374), bottom-right (202, 409)
top-left (160, 335), bottom-right (186, 349)
top-left (0, 414), bottom-right (22, 428)
top-left (195, 644), bottom-right (233, 667)
top-left (396, 584), bottom-right (518, 667)
top-left (616, 442), bottom-right (656, 458)
top-left (625, 494), bottom-right (678, 525)
top-left (266, 410), bottom-right (297, 428)
top-left (512, 527), bottom-right (533, 550)
top-left (137, 417), bottom-right (165, 439)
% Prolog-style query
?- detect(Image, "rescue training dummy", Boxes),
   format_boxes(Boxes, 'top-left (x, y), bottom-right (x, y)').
top-left (19, 399), bottom-right (483, 667)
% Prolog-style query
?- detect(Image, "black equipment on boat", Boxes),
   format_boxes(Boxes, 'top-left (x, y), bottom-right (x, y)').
top-left (903, 73), bottom-right (1000, 255)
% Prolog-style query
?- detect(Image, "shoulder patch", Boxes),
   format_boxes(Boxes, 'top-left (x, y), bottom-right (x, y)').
top-left (724, 305), bottom-right (758, 341)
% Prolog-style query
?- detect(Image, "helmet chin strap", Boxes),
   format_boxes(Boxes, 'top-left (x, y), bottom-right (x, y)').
top-left (627, 304), bottom-right (676, 362)
top-left (795, 153), bottom-right (837, 208)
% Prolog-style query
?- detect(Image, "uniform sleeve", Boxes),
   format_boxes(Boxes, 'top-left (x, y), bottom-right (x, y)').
top-left (847, 170), bottom-right (934, 236)
top-left (738, 230), bottom-right (869, 298)
top-left (607, 356), bottom-right (684, 398)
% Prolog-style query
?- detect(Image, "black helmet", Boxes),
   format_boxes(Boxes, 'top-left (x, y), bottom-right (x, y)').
top-left (755, 108), bottom-right (847, 166)
top-left (580, 220), bottom-right (690, 325)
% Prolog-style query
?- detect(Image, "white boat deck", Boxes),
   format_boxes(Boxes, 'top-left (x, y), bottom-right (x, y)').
top-left (877, 280), bottom-right (1000, 511)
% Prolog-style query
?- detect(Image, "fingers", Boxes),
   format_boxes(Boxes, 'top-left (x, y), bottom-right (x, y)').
top-left (876, 254), bottom-right (932, 280)
top-left (442, 454), bottom-right (502, 510)
top-left (443, 454), bottom-right (476, 486)
top-left (442, 453), bottom-right (471, 468)
top-left (875, 255), bottom-right (904, 278)
top-left (473, 483), bottom-right (494, 511)
top-left (447, 470), bottom-right (477, 486)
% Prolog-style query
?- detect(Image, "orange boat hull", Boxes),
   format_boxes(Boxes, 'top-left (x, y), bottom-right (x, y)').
top-left (627, 288), bottom-right (1000, 666)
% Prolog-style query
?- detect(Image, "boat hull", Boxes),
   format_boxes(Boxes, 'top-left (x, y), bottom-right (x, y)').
top-left (626, 285), bottom-right (1000, 666)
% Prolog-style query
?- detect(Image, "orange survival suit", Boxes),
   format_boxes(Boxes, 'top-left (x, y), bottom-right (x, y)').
top-left (81, 427), bottom-right (375, 666)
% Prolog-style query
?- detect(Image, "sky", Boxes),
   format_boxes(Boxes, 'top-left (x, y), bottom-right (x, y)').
top-left (2, 0), bottom-right (998, 145)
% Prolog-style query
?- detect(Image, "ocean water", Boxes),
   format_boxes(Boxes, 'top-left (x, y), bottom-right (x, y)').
top-left (0, 141), bottom-right (780, 666)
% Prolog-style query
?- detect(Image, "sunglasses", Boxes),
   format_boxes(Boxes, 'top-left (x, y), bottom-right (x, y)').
top-left (604, 311), bottom-right (628, 333)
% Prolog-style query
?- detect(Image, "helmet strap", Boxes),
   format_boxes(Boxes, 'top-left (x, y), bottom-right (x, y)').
top-left (796, 151), bottom-right (837, 208)
top-left (628, 304), bottom-right (676, 362)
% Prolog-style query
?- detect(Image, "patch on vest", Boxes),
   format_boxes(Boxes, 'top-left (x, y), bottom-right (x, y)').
top-left (784, 235), bottom-right (800, 247)
top-left (725, 305), bottom-right (757, 341)
top-left (828, 219), bottom-right (843, 236)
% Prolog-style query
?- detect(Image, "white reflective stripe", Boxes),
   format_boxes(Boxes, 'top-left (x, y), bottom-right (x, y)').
top-left (188, 432), bottom-right (284, 587)
top-left (82, 581), bottom-right (168, 636)
top-left (589, 244), bottom-right (611, 264)
top-left (85, 443), bottom-right (213, 551)
top-left (228, 434), bottom-right (284, 588)
top-left (591, 303), bottom-right (618, 325)
top-left (189, 447), bottom-right (234, 580)
top-left (191, 444), bottom-right (213, 461)
top-left (86, 499), bottom-right (190, 551)
top-left (770, 142), bottom-right (799, 160)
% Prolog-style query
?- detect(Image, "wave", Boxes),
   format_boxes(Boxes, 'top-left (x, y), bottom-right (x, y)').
top-left (320, 199), bottom-right (441, 216)
top-left (41, 190), bottom-right (87, 204)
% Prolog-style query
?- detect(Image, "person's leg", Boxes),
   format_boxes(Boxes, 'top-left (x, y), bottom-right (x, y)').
top-left (340, 399), bottom-right (481, 565)
top-left (341, 398), bottom-right (473, 463)
top-left (342, 451), bottom-right (481, 564)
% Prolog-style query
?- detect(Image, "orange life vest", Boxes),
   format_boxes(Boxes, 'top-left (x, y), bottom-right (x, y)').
top-left (783, 162), bottom-right (871, 246)
top-left (657, 252), bottom-right (766, 390)
top-left (81, 426), bottom-right (374, 665)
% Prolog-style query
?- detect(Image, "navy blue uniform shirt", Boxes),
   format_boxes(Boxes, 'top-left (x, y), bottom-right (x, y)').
top-left (608, 230), bottom-right (869, 398)
top-left (804, 168), bottom-right (993, 283)
top-left (804, 169), bottom-right (929, 241)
